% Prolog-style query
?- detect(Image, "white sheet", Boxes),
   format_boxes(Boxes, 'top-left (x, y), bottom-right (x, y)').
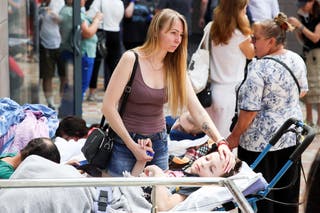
top-left (171, 162), bottom-right (267, 211)
top-left (168, 135), bottom-right (209, 156)
top-left (54, 136), bottom-right (86, 163)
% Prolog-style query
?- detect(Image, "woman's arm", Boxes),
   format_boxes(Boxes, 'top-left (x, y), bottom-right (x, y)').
top-left (124, 0), bottom-right (135, 18)
top-left (239, 36), bottom-right (255, 59)
top-left (144, 165), bottom-right (187, 211)
top-left (227, 110), bottom-right (257, 149)
top-left (81, 12), bottom-right (103, 39)
top-left (185, 77), bottom-right (235, 172)
top-left (101, 51), bottom-right (153, 163)
top-left (288, 17), bottom-right (320, 44)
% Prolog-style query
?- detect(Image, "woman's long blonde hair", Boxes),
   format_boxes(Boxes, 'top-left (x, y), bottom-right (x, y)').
top-left (210, 0), bottom-right (251, 45)
top-left (137, 9), bottom-right (188, 116)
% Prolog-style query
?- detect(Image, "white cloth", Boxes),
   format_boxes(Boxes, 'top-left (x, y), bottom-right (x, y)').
top-left (39, 0), bottom-right (64, 49)
top-left (54, 137), bottom-right (86, 163)
top-left (105, 162), bottom-right (267, 212)
top-left (87, 0), bottom-right (124, 32)
top-left (248, 0), bottom-right (280, 22)
top-left (208, 25), bottom-right (249, 137)
top-left (171, 162), bottom-right (268, 211)
top-left (168, 135), bottom-right (209, 156)
top-left (0, 155), bottom-right (98, 213)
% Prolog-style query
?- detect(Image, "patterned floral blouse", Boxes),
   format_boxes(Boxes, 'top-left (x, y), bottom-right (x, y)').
top-left (238, 50), bottom-right (308, 152)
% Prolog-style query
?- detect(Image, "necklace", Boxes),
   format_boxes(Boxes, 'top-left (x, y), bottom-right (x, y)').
top-left (147, 57), bottom-right (163, 71)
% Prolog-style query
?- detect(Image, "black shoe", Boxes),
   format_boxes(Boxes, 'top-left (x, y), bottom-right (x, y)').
top-left (48, 104), bottom-right (56, 110)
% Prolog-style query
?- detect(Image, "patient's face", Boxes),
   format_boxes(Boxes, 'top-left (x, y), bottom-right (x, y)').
top-left (189, 152), bottom-right (225, 177)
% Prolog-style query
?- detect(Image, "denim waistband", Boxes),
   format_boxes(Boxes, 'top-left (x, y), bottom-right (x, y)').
top-left (129, 129), bottom-right (167, 142)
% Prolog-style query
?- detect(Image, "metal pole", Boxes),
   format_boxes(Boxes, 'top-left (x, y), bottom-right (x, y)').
top-left (223, 179), bottom-right (254, 213)
top-left (0, 176), bottom-right (254, 212)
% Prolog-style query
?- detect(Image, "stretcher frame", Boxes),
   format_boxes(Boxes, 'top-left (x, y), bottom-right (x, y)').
top-left (0, 118), bottom-right (314, 213)
top-left (214, 118), bottom-right (315, 212)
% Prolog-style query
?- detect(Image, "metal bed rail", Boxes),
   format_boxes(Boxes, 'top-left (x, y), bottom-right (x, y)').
top-left (0, 176), bottom-right (254, 213)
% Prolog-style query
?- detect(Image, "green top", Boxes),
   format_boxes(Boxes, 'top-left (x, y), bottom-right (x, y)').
top-left (59, 6), bottom-right (98, 58)
top-left (0, 153), bottom-right (16, 179)
top-left (81, 13), bottom-right (98, 58)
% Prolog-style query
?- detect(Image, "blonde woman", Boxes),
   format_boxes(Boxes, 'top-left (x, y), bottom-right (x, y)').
top-left (206, 0), bottom-right (254, 137)
top-left (102, 9), bottom-right (235, 177)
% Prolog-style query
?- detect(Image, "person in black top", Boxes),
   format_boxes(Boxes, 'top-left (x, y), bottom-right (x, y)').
top-left (122, 0), bottom-right (153, 50)
top-left (288, 0), bottom-right (320, 131)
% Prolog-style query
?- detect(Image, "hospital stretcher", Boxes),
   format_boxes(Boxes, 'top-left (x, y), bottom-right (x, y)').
top-left (0, 118), bottom-right (315, 213)
top-left (213, 117), bottom-right (315, 212)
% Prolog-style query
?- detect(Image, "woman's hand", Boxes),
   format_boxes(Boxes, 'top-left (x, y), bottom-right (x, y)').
top-left (131, 138), bottom-right (154, 162)
top-left (144, 165), bottom-right (166, 177)
top-left (217, 142), bottom-right (236, 173)
top-left (226, 134), bottom-right (240, 149)
top-left (288, 17), bottom-right (302, 29)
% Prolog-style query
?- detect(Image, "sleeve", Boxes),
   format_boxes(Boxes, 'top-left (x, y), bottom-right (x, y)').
top-left (293, 53), bottom-right (308, 92)
top-left (238, 60), bottom-right (264, 111)
top-left (86, 0), bottom-right (101, 18)
top-left (271, 0), bottom-right (280, 18)
top-left (175, 187), bottom-right (200, 196)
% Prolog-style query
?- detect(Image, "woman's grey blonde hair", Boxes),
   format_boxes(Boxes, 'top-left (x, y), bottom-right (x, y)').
top-left (253, 12), bottom-right (294, 46)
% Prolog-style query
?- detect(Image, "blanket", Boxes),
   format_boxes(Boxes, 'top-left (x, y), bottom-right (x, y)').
top-left (171, 162), bottom-right (267, 211)
top-left (0, 155), bottom-right (98, 213)
top-left (106, 162), bottom-right (267, 212)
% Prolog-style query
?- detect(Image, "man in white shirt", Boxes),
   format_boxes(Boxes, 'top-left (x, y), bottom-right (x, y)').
top-left (248, 0), bottom-right (280, 23)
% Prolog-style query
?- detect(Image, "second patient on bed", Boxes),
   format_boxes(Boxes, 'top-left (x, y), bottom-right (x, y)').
top-left (138, 151), bottom-right (242, 211)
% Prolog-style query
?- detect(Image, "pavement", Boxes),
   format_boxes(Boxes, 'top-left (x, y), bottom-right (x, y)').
top-left (81, 79), bottom-right (320, 212)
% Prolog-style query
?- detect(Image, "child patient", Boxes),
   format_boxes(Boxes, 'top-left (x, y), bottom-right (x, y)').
top-left (137, 149), bottom-right (242, 211)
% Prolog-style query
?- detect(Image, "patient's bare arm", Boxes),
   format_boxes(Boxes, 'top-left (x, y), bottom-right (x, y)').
top-left (144, 165), bottom-right (187, 211)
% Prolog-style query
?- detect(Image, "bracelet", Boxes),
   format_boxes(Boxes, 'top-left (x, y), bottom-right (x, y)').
top-left (216, 139), bottom-right (230, 149)
top-left (299, 25), bottom-right (305, 31)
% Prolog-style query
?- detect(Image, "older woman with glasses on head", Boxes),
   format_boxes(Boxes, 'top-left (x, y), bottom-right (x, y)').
top-left (227, 12), bottom-right (308, 213)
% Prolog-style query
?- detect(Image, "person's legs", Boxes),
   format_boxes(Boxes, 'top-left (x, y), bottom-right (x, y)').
top-left (317, 103), bottom-right (320, 126)
top-left (104, 31), bottom-right (122, 89)
top-left (56, 48), bottom-right (67, 98)
top-left (87, 39), bottom-right (103, 101)
top-left (305, 103), bottom-right (314, 125)
top-left (40, 45), bottom-right (56, 109)
top-left (81, 54), bottom-right (95, 98)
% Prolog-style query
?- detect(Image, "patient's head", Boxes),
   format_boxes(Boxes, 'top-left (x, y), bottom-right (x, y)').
top-left (55, 116), bottom-right (89, 141)
top-left (188, 152), bottom-right (242, 177)
top-left (20, 137), bottom-right (61, 163)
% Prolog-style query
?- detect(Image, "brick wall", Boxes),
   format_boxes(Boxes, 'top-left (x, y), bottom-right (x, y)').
top-left (0, 0), bottom-right (9, 97)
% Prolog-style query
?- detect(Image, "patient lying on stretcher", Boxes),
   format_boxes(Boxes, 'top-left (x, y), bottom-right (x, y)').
top-left (139, 151), bottom-right (242, 211)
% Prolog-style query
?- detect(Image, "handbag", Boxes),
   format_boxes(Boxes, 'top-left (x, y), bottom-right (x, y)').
top-left (229, 67), bottom-right (248, 132)
top-left (81, 51), bottom-right (139, 169)
top-left (196, 82), bottom-right (212, 108)
top-left (188, 22), bottom-right (212, 94)
top-left (96, 0), bottom-right (108, 57)
top-left (96, 30), bottom-right (108, 57)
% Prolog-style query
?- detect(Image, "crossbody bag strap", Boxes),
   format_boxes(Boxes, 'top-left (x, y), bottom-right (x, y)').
top-left (234, 63), bottom-right (249, 114)
top-left (262, 57), bottom-right (301, 94)
top-left (100, 50), bottom-right (138, 129)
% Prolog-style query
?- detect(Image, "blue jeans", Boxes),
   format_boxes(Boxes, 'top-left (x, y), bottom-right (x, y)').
top-left (81, 54), bottom-right (94, 97)
top-left (107, 129), bottom-right (168, 177)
